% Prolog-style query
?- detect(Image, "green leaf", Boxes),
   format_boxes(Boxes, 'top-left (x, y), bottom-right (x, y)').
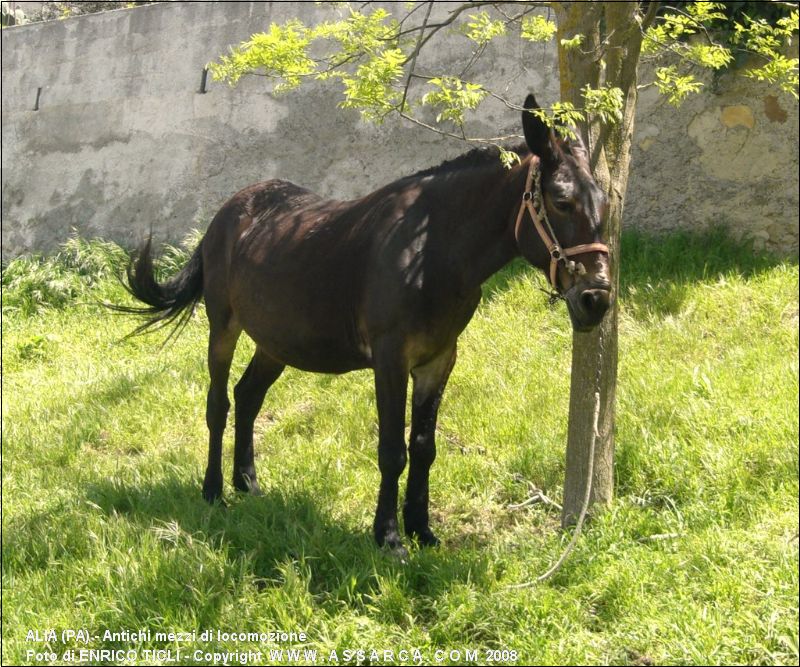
top-left (582, 85), bottom-right (624, 125)
top-left (312, 8), bottom-right (399, 56)
top-left (686, 1), bottom-right (727, 24)
top-left (208, 20), bottom-right (315, 88)
top-left (654, 66), bottom-right (703, 106)
top-left (339, 48), bottom-right (406, 122)
top-left (685, 44), bottom-right (733, 69)
top-left (498, 147), bottom-right (521, 169)
top-left (521, 15), bottom-right (557, 43)
top-left (732, 13), bottom-right (798, 97)
top-left (560, 34), bottom-right (584, 50)
top-left (528, 103), bottom-right (585, 139)
top-left (642, 4), bottom-right (726, 55)
top-left (421, 77), bottom-right (487, 125)
top-left (743, 56), bottom-right (799, 99)
top-left (461, 11), bottom-right (506, 46)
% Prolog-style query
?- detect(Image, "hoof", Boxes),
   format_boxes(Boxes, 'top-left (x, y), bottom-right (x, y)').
top-left (383, 541), bottom-right (409, 562)
top-left (409, 527), bottom-right (441, 548)
top-left (203, 469), bottom-right (224, 505)
top-left (377, 531), bottom-right (409, 561)
top-left (202, 489), bottom-right (227, 507)
top-left (233, 472), bottom-right (263, 496)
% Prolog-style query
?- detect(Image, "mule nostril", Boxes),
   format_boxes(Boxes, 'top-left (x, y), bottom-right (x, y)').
top-left (581, 290), bottom-right (598, 312)
top-left (580, 288), bottom-right (610, 315)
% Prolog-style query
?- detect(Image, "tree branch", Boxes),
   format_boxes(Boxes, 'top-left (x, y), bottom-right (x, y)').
top-left (396, 1), bottom-right (429, 31)
top-left (660, 5), bottom-right (720, 46)
top-left (407, 72), bottom-right (533, 112)
top-left (641, 1), bottom-right (661, 31)
top-left (397, 109), bottom-right (520, 145)
top-left (458, 41), bottom-right (488, 79)
top-left (400, 0), bottom-right (434, 113)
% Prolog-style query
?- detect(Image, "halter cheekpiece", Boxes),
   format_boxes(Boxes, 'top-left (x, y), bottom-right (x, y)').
top-left (514, 156), bottom-right (609, 293)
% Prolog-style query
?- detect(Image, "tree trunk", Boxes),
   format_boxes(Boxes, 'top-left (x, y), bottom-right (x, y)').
top-left (555, 2), bottom-right (646, 526)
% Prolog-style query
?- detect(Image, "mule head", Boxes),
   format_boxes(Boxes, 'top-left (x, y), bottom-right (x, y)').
top-left (518, 93), bottom-right (612, 332)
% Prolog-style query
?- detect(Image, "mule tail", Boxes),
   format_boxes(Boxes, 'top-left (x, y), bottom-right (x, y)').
top-left (114, 236), bottom-right (204, 340)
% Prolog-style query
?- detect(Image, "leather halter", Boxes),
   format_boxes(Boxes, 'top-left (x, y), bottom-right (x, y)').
top-left (514, 156), bottom-right (609, 292)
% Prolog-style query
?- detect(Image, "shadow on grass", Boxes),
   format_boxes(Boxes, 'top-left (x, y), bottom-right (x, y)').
top-left (79, 475), bottom-right (492, 603)
top-left (619, 228), bottom-right (791, 318)
top-left (620, 227), bottom-right (790, 284)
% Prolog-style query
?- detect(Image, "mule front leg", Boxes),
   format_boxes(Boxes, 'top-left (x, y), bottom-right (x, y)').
top-left (372, 340), bottom-right (409, 556)
top-left (405, 345), bottom-right (456, 547)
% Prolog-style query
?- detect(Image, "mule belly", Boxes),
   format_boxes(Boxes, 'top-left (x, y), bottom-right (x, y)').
top-left (251, 330), bottom-right (370, 374)
top-left (233, 295), bottom-right (370, 374)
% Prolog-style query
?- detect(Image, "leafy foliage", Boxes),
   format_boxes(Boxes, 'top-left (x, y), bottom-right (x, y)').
top-left (732, 11), bottom-right (799, 97)
top-left (643, 1), bottom-right (729, 50)
top-left (314, 7), bottom-right (399, 55)
top-left (581, 85), bottom-right (624, 124)
top-left (206, 5), bottom-right (625, 149)
top-left (653, 66), bottom-right (704, 107)
top-left (498, 146), bottom-right (522, 169)
top-left (559, 33), bottom-right (585, 50)
top-left (421, 77), bottom-right (487, 125)
top-left (339, 48), bottom-right (406, 121)
top-left (644, 2), bottom-right (797, 105)
top-left (642, 2), bottom-right (734, 75)
top-left (208, 20), bottom-right (317, 90)
top-left (208, 8), bottom-right (405, 119)
top-left (461, 10), bottom-right (506, 46)
top-left (528, 102), bottom-right (586, 141)
top-left (208, 2), bottom-right (797, 150)
top-left (520, 15), bottom-right (557, 43)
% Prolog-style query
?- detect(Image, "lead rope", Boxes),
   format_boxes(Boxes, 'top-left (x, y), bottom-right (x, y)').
top-left (507, 325), bottom-right (605, 588)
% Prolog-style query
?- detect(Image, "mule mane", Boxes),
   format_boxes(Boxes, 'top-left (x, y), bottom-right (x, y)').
top-left (408, 143), bottom-right (531, 179)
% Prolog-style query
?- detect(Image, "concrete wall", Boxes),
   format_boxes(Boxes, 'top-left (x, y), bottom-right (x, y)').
top-left (2, 1), bottom-right (798, 260)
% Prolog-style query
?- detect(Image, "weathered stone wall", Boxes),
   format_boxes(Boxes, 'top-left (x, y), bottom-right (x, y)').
top-left (629, 69), bottom-right (798, 254)
top-left (2, 1), bottom-right (797, 260)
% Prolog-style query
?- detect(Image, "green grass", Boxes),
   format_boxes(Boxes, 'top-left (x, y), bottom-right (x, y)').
top-left (2, 231), bottom-right (798, 666)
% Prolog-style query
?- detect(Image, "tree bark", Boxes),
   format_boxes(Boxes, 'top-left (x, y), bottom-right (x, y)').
top-left (555, 2), bottom-right (647, 526)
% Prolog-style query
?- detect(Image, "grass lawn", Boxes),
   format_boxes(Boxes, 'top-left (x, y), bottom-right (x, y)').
top-left (2, 230), bottom-right (798, 666)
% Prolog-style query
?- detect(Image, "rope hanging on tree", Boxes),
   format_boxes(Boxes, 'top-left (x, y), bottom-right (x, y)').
top-left (508, 326), bottom-right (605, 588)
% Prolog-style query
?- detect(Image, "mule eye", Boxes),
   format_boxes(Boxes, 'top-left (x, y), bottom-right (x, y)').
top-left (553, 199), bottom-right (572, 211)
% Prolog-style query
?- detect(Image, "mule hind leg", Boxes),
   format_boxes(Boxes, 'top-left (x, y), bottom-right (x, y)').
top-left (404, 345), bottom-right (457, 546)
top-left (233, 348), bottom-right (285, 495)
top-left (202, 319), bottom-right (241, 504)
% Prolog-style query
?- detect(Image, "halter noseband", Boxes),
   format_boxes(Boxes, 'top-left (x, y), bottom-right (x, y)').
top-left (514, 156), bottom-right (609, 293)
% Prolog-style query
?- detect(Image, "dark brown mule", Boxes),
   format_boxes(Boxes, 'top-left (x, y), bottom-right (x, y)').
top-left (121, 94), bottom-right (611, 555)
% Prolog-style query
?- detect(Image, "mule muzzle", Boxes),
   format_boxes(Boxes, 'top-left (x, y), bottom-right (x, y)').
top-left (565, 282), bottom-right (612, 332)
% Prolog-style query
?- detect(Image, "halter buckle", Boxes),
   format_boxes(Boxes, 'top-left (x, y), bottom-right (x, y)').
top-left (522, 191), bottom-right (533, 202)
top-left (550, 246), bottom-right (563, 261)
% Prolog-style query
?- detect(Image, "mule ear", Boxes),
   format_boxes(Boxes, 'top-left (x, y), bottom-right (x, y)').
top-left (522, 94), bottom-right (556, 163)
